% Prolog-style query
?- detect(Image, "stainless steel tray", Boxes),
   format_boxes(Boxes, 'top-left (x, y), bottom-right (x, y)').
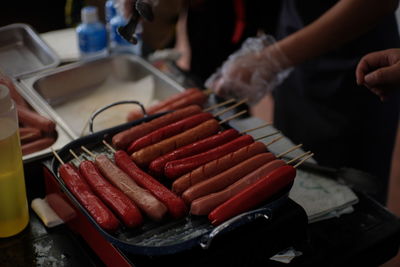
top-left (0, 23), bottom-right (59, 78)
top-left (17, 54), bottom-right (186, 162)
top-left (19, 54), bottom-right (185, 140)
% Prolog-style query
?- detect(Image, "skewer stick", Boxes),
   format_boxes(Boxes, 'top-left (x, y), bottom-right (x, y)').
top-left (203, 98), bottom-right (236, 112)
top-left (51, 147), bottom-right (64, 165)
top-left (102, 140), bottom-right (116, 153)
top-left (264, 135), bottom-right (284, 147)
top-left (219, 110), bottom-right (247, 124)
top-left (286, 151), bottom-right (312, 165)
top-left (69, 149), bottom-right (82, 163)
top-left (240, 122), bottom-right (271, 134)
top-left (254, 131), bottom-right (280, 141)
top-left (203, 88), bottom-right (213, 95)
top-left (214, 98), bottom-right (248, 117)
top-left (294, 153), bottom-right (314, 168)
top-left (80, 146), bottom-right (96, 158)
top-left (277, 144), bottom-right (303, 158)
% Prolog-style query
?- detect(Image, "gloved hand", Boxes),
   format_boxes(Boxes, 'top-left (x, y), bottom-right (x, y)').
top-left (205, 34), bottom-right (293, 105)
top-left (115, 0), bottom-right (158, 20)
top-left (356, 48), bottom-right (400, 101)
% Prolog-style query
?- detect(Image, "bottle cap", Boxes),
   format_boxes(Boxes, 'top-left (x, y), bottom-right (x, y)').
top-left (0, 84), bottom-right (12, 114)
top-left (81, 6), bottom-right (99, 23)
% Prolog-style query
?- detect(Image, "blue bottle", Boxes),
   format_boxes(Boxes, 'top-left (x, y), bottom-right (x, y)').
top-left (105, 0), bottom-right (117, 24)
top-left (76, 6), bottom-right (108, 60)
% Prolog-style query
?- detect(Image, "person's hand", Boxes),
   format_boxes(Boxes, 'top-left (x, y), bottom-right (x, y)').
top-left (205, 34), bottom-right (292, 105)
top-left (115, 0), bottom-right (158, 20)
top-left (356, 48), bottom-right (400, 101)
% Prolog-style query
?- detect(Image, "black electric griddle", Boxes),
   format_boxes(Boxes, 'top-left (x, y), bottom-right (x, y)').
top-left (43, 102), bottom-right (298, 256)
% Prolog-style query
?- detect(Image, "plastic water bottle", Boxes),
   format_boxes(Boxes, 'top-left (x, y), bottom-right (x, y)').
top-left (76, 6), bottom-right (108, 60)
top-left (0, 84), bottom-right (29, 237)
top-left (110, 11), bottom-right (142, 55)
top-left (105, 0), bottom-right (117, 24)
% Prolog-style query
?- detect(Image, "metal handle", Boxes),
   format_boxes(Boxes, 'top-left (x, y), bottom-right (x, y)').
top-left (199, 207), bottom-right (272, 249)
top-left (89, 100), bottom-right (147, 134)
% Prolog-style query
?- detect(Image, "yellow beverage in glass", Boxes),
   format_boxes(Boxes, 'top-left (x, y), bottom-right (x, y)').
top-left (0, 118), bottom-right (29, 237)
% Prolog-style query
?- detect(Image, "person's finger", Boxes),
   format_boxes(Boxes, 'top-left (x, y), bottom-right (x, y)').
top-left (355, 50), bottom-right (392, 85)
top-left (364, 62), bottom-right (400, 88)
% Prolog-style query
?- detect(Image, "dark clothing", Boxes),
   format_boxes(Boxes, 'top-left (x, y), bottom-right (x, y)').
top-left (187, 0), bottom-right (281, 83)
top-left (273, 0), bottom-right (400, 202)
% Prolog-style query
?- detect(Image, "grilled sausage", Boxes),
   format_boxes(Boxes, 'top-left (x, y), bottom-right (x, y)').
top-left (148, 129), bottom-right (240, 177)
top-left (79, 160), bottom-right (143, 228)
top-left (114, 150), bottom-right (187, 219)
top-left (58, 163), bottom-right (120, 232)
top-left (127, 112), bottom-right (213, 154)
top-left (164, 134), bottom-right (255, 180)
top-left (113, 105), bottom-right (202, 150)
top-left (208, 165), bottom-right (296, 225)
top-left (21, 137), bottom-right (56, 155)
top-left (182, 153), bottom-right (275, 203)
top-left (190, 159), bottom-right (286, 215)
top-left (172, 142), bottom-right (268, 195)
top-left (131, 119), bottom-right (220, 167)
top-left (19, 127), bottom-right (42, 143)
top-left (127, 88), bottom-right (206, 121)
top-left (94, 154), bottom-right (167, 221)
top-left (17, 105), bottom-right (56, 133)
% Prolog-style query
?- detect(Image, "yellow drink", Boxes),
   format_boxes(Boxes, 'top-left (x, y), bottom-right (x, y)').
top-left (0, 118), bottom-right (29, 237)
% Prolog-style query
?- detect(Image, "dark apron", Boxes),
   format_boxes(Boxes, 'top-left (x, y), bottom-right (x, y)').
top-left (273, 0), bottom-right (400, 202)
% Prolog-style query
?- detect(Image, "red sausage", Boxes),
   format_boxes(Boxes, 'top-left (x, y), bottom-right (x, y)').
top-left (79, 160), bottom-right (143, 228)
top-left (114, 150), bottom-right (187, 219)
top-left (164, 134), bottom-right (254, 180)
top-left (94, 154), bottom-right (167, 221)
top-left (131, 119), bottom-right (220, 167)
top-left (113, 105), bottom-right (202, 150)
top-left (19, 127), bottom-right (42, 143)
top-left (155, 89), bottom-right (207, 114)
top-left (127, 112), bottom-right (213, 154)
top-left (172, 142), bottom-right (267, 195)
top-left (16, 105), bottom-right (56, 133)
top-left (127, 88), bottom-right (203, 121)
top-left (208, 165), bottom-right (296, 225)
top-left (190, 159), bottom-right (286, 215)
top-left (182, 153), bottom-right (275, 203)
top-left (149, 129), bottom-right (240, 177)
top-left (0, 73), bottom-right (30, 108)
top-left (21, 137), bottom-right (56, 155)
top-left (58, 163), bottom-right (120, 232)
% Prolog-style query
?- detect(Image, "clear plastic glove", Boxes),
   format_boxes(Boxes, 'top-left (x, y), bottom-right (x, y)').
top-left (115, 0), bottom-right (158, 20)
top-left (356, 48), bottom-right (400, 101)
top-left (205, 34), bottom-right (292, 105)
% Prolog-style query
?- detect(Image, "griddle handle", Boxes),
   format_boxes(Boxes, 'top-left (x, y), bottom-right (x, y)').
top-left (89, 100), bottom-right (147, 134)
top-left (199, 207), bottom-right (272, 249)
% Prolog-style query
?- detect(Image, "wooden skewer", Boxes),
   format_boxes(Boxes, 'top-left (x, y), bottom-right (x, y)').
top-left (214, 98), bottom-right (248, 117)
top-left (294, 153), bottom-right (314, 168)
top-left (277, 144), bottom-right (303, 158)
top-left (286, 151), bottom-right (312, 165)
top-left (69, 149), bottom-right (82, 163)
top-left (102, 140), bottom-right (116, 153)
top-left (51, 147), bottom-right (64, 165)
top-left (254, 131), bottom-right (280, 141)
top-left (219, 110), bottom-right (247, 124)
top-left (203, 98), bottom-right (236, 112)
top-left (80, 146), bottom-right (96, 158)
top-left (203, 88), bottom-right (213, 95)
top-left (240, 122), bottom-right (271, 134)
top-left (263, 135), bottom-right (284, 147)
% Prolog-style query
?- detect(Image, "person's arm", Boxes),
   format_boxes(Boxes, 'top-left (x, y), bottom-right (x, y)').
top-left (277, 0), bottom-right (399, 67)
